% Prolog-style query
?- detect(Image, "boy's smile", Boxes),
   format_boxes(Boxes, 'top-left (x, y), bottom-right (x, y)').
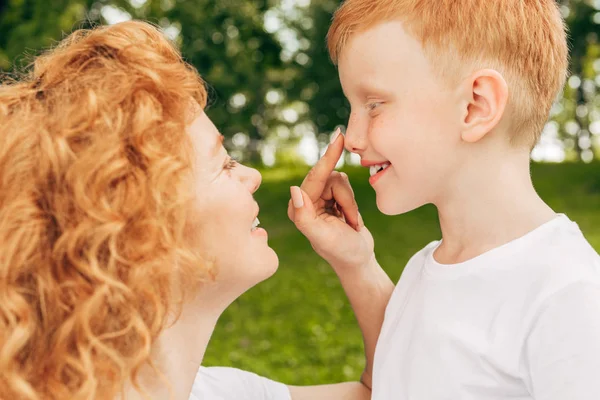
top-left (361, 159), bottom-right (392, 186)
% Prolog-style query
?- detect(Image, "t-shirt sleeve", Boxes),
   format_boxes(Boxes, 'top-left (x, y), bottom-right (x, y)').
top-left (525, 281), bottom-right (600, 400)
top-left (190, 366), bottom-right (292, 400)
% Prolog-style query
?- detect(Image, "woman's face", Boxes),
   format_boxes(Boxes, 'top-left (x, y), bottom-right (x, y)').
top-left (188, 111), bottom-right (278, 291)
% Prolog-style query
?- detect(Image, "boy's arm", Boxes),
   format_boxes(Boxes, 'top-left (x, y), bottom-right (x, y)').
top-left (284, 257), bottom-right (393, 399)
top-left (288, 131), bottom-right (395, 388)
top-left (284, 255), bottom-right (393, 399)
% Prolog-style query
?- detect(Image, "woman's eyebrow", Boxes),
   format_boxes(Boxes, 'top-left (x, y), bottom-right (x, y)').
top-left (212, 134), bottom-right (224, 156)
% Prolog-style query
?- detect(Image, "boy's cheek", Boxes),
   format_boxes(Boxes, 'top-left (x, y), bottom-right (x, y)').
top-left (369, 113), bottom-right (410, 148)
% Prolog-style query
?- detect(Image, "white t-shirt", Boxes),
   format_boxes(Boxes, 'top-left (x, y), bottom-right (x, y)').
top-left (372, 214), bottom-right (600, 400)
top-left (190, 367), bottom-right (291, 400)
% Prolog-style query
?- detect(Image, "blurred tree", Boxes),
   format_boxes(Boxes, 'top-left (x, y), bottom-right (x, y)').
top-left (259, 0), bottom-right (349, 164)
top-left (291, 0), bottom-right (348, 134)
top-left (558, 0), bottom-right (600, 162)
top-left (0, 0), bottom-right (287, 164)
top-left (0, 0), bottom-right (91, 70)
top-left (162, 1), bottom-right (285, 146)
top-left (2, 0), bottom-right (600, 163)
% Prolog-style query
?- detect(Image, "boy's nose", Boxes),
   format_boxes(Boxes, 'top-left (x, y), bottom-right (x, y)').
top-left (344, 114), bottom-right (368, 154)
top-left (239, 164), bottom-right (262, 194)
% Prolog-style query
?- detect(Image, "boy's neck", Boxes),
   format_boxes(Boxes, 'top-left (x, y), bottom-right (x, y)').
top-left (433, 148), bottom-right (556, 265)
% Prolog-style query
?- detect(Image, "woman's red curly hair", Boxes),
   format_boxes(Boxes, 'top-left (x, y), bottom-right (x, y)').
top-left (0, 20), bottom-right (208, 399)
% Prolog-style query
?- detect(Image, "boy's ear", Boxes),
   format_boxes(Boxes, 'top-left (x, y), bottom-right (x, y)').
top-left (459, 69), bottom-right (508, 143)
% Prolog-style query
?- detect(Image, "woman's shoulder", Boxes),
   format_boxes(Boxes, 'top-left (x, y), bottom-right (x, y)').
top-left (191, 367), bottom-right (291, 400)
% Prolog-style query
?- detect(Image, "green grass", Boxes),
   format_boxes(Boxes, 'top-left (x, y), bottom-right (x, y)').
top-left (203, 162), bottom-right (600, 385)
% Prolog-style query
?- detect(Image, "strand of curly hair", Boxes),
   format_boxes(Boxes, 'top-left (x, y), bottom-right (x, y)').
top-left (0, 21), bottom-right (208, 400)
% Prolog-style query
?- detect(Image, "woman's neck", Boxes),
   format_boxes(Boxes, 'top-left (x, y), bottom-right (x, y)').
top-left (123, 284), bottom-right (231, 400)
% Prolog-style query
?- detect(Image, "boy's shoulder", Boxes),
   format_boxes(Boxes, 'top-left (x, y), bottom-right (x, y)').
top-left (491, 214), bottom-right (600, 309)
top-left (403, 215), bottom-right (600, 290)
top-left (522, 215), bottom-right (600, 284)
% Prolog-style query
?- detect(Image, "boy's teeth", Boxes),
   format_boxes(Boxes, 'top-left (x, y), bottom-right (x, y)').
top-left (251, 217), bottom-right (260, 230)
top-left (369, 163), bottom-right (391, 177)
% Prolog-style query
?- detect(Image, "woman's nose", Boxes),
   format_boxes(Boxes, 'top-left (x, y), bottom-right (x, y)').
top-left (238, 164), bottom-right (262, 193)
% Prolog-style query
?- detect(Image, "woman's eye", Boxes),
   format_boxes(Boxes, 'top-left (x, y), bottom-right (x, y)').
top-left (367, 102), bottom-right (383, 112)
top-left (223, 157), bottom-right (238, 170)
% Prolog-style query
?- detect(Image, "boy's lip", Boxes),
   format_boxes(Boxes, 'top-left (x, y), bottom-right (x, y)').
top-left (361, 159), bottom-right (391, 167)
top-left (369, 164), bottom-right (392, 186)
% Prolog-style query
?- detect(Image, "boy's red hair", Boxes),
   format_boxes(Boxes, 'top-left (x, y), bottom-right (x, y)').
top-left (328, 0), bottom-right (569, 146)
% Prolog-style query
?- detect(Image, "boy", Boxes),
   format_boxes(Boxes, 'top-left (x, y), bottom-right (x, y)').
top-left (194, 0), bottom-right (600, 399)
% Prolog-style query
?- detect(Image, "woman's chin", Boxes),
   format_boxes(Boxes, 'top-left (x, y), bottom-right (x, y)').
top-left (237, 248), bottom-right (279, 285)
top-left (251, 230), bottom-right (279, 277)
top-left (251, 227), bottom-right (269, 238)
top-left (259, 248), bottom-right (279, 279)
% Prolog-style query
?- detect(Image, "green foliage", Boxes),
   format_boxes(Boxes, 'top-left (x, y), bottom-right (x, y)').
top-left (4, 0), bottom-right (599, 163)
top-left (0, 0), bottom-right (90, 70)
top-left (282, 0), bottom-right (349, 132)
top-left (203, 162), bottom-right (600, 384)
top-left (166, 0), bottom-right (285, 143)
top-left (0, 0), bottom-right (287, 151)
top-left (554, 0), bottom-right (600, 161)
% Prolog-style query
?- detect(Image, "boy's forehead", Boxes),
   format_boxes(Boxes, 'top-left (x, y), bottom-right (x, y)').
top-left (340, 21), bottom-right (415, 70)
top-left (339, 21), bottom-right (416, 92)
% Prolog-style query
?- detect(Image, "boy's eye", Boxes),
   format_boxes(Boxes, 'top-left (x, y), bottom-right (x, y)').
top-left (223, 156), bottom-right (238, 170)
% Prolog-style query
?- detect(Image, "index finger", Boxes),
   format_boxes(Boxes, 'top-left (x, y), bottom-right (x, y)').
top-left (301, 128), bottom-right (344, 201)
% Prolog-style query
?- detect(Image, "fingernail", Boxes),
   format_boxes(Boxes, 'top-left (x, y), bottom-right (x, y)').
top-left (330, 127), bottom-right (341, 144)
top-left (358, 212), bottom-right (364, 228)
top-left (290, 186), bottom-right (304, 208)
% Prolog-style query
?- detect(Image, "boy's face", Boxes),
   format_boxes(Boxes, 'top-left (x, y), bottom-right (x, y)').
top-left (339, 21), bottom-right (462, 215)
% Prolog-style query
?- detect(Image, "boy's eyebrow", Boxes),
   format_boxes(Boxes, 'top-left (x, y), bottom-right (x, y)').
top-left (356, 81), bottom-right (394, 98)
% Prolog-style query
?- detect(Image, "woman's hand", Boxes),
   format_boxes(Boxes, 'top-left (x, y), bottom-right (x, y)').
top-left (288, 130), bottom-right (375, 272)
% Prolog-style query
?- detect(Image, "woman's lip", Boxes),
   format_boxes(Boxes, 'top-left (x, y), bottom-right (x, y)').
top-left (369, 165), bottom-right (391, 186)
top-left (251, 227), bottom-right (268, 238)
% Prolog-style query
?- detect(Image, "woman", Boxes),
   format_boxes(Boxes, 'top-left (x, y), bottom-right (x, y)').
top-left (0, 20), bottom-right (282, 400)
top-left (0, 20), bottom-right (373, 400)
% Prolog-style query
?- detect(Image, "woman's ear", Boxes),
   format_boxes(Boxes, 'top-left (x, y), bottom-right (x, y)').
top-left (459, 69), bottom-right (508, 143)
